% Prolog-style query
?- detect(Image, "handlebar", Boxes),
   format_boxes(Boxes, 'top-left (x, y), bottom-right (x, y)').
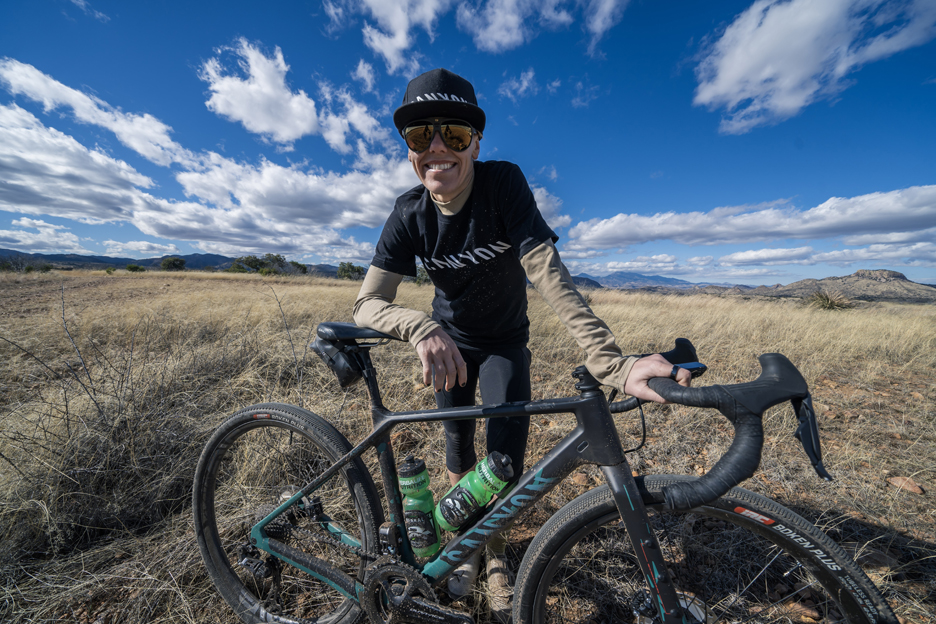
top-left (634, 351), bottom-right (823, 511)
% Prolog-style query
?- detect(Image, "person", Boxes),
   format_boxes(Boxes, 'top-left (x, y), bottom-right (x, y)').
top-left (353, 68), bottom-right (690, 621)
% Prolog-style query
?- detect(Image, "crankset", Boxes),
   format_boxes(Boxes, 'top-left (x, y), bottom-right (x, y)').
top-left (361, 557), bottom-right (473, 624)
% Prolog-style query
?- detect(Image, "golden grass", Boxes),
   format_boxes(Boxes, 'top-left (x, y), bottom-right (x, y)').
top-left (0, 271), bottom-right (933, 623)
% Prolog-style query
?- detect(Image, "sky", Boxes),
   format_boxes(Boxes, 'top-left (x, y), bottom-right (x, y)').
top-left (1, 0), bottom-right (935, 286)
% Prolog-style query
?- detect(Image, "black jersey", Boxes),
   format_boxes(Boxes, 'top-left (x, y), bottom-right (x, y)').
top-left (371, 160), bottom-right (557, 350)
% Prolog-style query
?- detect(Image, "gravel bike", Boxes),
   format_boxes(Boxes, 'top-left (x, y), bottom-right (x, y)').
top-left (193, 322), bottom-right (898, 624)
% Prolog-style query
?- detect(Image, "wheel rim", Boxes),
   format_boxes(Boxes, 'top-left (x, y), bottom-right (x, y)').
top-left (533, 507), bottom-right (857, 623)
top-left (202, 420), bottom-right (366, 623)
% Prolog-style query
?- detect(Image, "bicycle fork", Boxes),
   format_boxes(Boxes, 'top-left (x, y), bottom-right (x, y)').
top-left (603, 460), bottom-right (701, 624)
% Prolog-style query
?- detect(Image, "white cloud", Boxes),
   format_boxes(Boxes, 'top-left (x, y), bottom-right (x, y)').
top-left (547, 78), bottom-right (561, 93)
top-left (499, 68), bottom-right (539, 102)
top-left (531, 184), bottom-right (571, 229)
top-left (199, 39), bottom-right (319, 148)
top-left (0, 218), bottom-right (91, 254)
top-left (812, 242), bottom-right (936, 266)
top-left (719, 246), bottom-right (815, 266)
top-left (103, 240), bottom-right (181, 257)
top-left (571, 79), bottom-right (599, 107)
top-left (356, 0), bottom-right (453, 74)
top-left (457, 0), bottom-right (614, 53)
top-left (566, 184), bottom-right (936, 249)
top-left (695, 0), bottom-right (936, 134)
top-left (687, 256), bottom-right (714, 266)
top-left (352, 59), bottom-right (378, 92)
top-left (0, 68), bottom-right (418, 264)
top-left (0, 103), bottom-right (152, 223)
top-left (68, 0), bottom-right (109, 22)
top-left (582, 0), bottom-right (629, 55)
top-left (0, 57), bottom-right (197, 168)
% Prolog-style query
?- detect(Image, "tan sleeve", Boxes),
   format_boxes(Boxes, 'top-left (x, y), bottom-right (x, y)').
top-left (352, 265), bottom-right (440, 346)
top-left (521, 241), bottom-right (638, 393)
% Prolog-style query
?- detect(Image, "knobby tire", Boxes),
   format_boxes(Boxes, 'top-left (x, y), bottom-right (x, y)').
top-left (514, 475), bottom-right (897, 624)
top-left (193, 403), bottom-right (383, 624)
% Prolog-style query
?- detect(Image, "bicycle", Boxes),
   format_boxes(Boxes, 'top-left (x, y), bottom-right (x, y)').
top-left (193, 321), bottom-right (898, 624)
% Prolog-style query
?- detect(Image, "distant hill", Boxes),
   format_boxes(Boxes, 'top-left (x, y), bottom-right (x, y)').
top-left (571, 275), bottom-right (603, 289)
top-left (577, 271), bottom-right (696, 289)
top-left (0, 248), bottom-right (235, 270)
top-left (746, 269), bottom-right (936, 304)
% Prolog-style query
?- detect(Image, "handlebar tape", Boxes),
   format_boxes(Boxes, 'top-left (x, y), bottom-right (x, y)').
top-left (647, 353), bottom-right (808, 511)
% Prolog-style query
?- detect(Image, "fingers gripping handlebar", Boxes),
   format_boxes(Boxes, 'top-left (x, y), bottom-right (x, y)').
top-left (645, 353), bottom-right (812, 511)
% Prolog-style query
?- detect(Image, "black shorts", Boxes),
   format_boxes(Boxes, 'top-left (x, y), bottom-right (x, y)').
top-left (436, 346), bottom-right (531, 475)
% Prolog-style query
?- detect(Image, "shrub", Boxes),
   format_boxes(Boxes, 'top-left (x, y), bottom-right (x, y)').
top-left (806, 289), bottom-right (854, 310)
top-left (24, 265), bottom-right (35, 273)
top-left (415, 265), bottom-right (431, 286)
top-left (105, 267), bottom-right (115, 275)
top-left (126, 264), bottom-right (145, 273)
top-left (288, 260), bottom-right (308, 274)
top-left (337, 262), bottom-right (366, 280)
top-left (161, 257), bottom-right (185, 271)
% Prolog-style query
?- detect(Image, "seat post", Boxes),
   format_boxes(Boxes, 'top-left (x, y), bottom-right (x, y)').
top-left (352, 347), bottom-right (384, 411)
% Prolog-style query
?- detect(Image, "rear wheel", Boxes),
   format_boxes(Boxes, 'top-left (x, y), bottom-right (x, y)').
top-left (193, 403), bottom-right (383, 624)
top-left (515, 475), bottom-right (897, 624)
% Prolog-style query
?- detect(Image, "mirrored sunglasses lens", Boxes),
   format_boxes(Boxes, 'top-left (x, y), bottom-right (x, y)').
top-left (404, 125), bottom-right (433, 152)
top-left (441, 125), bottom-right (472, 151)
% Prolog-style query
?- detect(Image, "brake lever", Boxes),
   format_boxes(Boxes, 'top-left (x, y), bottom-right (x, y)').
top-left (791, 393), bottom-right (833, 481)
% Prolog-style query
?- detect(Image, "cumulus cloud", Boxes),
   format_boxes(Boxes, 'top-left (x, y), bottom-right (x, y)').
top-left (531, 184), bottom-right (571, 229)
top-left (499, 68), bottom-right (539, 102)
top-left (695, 0), bottom-right (936, 134)
top-left (103, 240), bottom-right (181, 257)
top-left (200, 39), bottom-right (319, 148)
top-left (719, 246), bottom-right (815, 266)
top-left (0, 218), bottom-right (91, 254)
top-left (0, 64), bottom-right (419, 264)
top-left (350, 0), bottom-right (453, 74)
top-left (0, 103), bottom-right (152, 223)
top-left (352, 59), bottom-right (378, 92)
top-left (813, 242), bottom-right (936, 266)
top-left (566, 185), bottom-right (936, 250)
top-left (0, 57), bottom-right (197, 167)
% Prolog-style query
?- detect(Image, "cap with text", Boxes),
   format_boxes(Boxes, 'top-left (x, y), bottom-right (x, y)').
top-left (393, 68), bottom-right (486, 135)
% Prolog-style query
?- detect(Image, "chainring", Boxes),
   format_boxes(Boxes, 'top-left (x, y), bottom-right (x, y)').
top-left (361, 557), bottom-right (437, 624)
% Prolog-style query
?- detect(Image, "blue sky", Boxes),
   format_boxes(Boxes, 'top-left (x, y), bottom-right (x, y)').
top-left (1, 0), bottom-right (934, 285)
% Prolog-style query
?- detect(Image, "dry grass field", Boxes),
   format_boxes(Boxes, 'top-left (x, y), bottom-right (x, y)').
top-left (1, 270), bottom-right (934, 623)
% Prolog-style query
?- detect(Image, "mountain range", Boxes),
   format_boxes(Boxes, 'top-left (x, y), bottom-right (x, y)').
top-left (2, 249), bottom-right (932, 302)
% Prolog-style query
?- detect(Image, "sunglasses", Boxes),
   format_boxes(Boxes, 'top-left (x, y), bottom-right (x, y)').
top-left (402, 120), bottom-right (478, 153)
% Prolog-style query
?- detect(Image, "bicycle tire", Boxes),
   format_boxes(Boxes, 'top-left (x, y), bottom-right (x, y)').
top-left (193, 403), bottom-right (383, 624)
top-left (514, 475), bottom-right (897, 624)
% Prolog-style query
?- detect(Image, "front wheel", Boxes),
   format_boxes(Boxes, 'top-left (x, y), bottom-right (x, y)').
top-left (193, 403), bottom-right (384, 624)
top-left (514, 475), bottom-right (897, 624)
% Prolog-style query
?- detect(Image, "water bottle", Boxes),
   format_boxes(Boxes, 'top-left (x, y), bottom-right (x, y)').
top-left (398, 456), bottom-right (441, 557)
top-left (434, 452), bottom-right (514, 532)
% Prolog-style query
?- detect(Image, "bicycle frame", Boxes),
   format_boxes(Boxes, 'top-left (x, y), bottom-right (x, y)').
top-left (249, 346), bottom-right (696, 622)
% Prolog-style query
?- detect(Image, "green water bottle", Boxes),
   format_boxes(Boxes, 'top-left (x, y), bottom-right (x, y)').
top-left (398, 456), bottom-right (441, 557)
top-left (434, 452), bottom-right (514, 532)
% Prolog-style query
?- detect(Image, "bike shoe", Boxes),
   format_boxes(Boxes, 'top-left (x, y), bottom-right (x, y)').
top-left (486, 553), bottom-right (514, 624)
top-left (447, 550), bottom-right (481, 599)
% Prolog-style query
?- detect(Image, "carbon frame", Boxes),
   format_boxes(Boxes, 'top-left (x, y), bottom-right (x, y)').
top-left (249, 348), bottom-right (694, 622)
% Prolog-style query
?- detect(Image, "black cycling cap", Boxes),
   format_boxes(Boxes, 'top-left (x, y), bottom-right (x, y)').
top-left (393, 68), bottom-right (486, 135)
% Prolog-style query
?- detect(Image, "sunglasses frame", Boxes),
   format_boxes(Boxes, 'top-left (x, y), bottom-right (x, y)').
top-left (401, 119), bottom-right (480, 153)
